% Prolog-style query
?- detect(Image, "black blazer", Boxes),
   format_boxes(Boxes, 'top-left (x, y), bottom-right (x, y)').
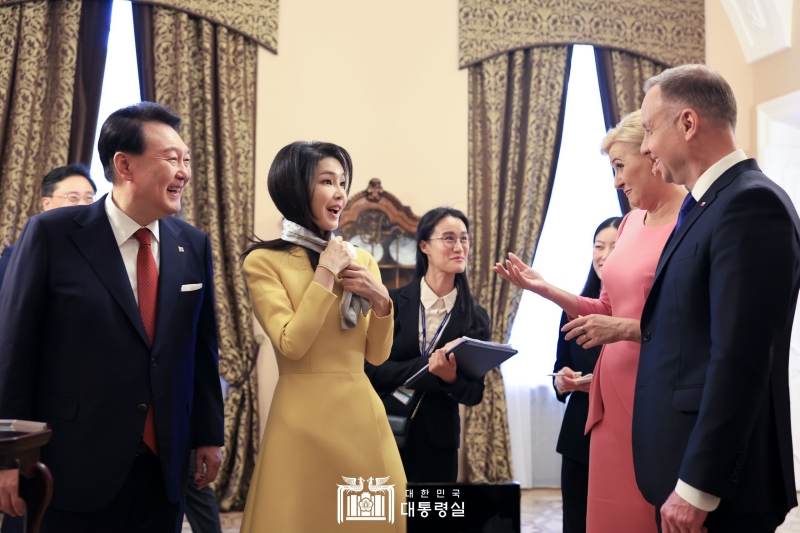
top-left (0, 244), bottom-right (13, 287)
top-left (553, 311), bottom-right (600, 464)
top-left (365, 279), bottom-right (490, 449)
top-left (633, 159), bottom-right (800, 513)
top-left (0, 197), bottom-right (224, 512)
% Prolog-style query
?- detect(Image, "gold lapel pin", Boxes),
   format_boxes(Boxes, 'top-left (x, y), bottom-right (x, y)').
top-left (178, 246), bottom-right (184, 252)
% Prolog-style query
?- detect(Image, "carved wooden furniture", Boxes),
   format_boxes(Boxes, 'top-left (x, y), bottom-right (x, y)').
top-left (339, 178), bottom-right (421, 290)
top-left (0, 421), bottom-right (53, 533)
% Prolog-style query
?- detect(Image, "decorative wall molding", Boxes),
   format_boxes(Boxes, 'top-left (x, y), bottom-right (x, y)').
top-left (459, 0), bottom-right (704, 68)
top-left (720, 0), bottom-right (792, 63)
top-left (0, 0), bottom-right (279, 53)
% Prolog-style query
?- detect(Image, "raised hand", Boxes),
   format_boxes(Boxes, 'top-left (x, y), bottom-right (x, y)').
top-left (493, 252), bottom-right (547, 294)
top-left (319, 236), bottom-right (355, 275)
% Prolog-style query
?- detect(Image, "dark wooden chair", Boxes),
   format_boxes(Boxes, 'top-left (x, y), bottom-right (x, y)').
top-left (0, 421), bottom-right (53, 533)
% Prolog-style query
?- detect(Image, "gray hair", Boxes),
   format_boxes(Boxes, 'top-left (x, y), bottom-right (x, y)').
top-left (643, 64), bottom-right (737, 130)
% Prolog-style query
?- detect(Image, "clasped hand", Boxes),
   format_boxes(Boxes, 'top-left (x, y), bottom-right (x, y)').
top-left (320, 238), bottom-right (391, 317)
top-left (562, 314), bottom-right (641, 348)
top-left (319, 236), bottom-right (355, 274)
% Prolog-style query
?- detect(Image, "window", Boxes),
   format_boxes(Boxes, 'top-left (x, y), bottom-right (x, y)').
top-left (89, 0), bottom-right (141, 198)
top-left (502, 44), bottom-right (621, 487)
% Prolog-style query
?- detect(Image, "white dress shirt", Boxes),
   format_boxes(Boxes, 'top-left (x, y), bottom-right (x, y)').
top-left (689, 149), bottom-right (747, 200)
top-left (418, 277), bottom-right (458, 355)
top-left (675, 148), bottom-right (747, 512)
top-left (104, 192), bottom-right (160, 305)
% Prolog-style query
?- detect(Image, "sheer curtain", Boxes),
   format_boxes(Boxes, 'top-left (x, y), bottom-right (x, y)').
top-left (88, 0), bottom-right (141, 199)
top-left (502, 45), bottom-right (621, 488)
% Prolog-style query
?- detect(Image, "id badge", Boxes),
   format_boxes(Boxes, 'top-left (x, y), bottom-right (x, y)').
top-left (392, 386), bottom-right (415, 405)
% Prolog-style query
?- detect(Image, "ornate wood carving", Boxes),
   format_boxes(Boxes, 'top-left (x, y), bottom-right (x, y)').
top-left (339, 178), bottom-right (421, 289)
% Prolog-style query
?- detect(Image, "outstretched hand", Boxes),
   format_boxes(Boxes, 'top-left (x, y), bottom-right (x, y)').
top-left (493, 253), bottom-right (547, 294)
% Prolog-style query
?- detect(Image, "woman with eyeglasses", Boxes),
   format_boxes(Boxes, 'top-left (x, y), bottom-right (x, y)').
top-left (365, 207), bottom-right (490, 482)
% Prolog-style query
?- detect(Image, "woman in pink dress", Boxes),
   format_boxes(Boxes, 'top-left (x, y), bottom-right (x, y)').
top-left (495, 110), bottom-right (686, 532)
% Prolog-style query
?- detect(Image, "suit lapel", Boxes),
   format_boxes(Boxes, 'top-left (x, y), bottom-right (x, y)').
top-left (397, 281), bottom-right (422, 358)
top-left (646, 159), bottom-right (760, 318)
top-left (70, 197), bottom-right (150, 348)
top-left (153, 217), bottom-right (186, 354)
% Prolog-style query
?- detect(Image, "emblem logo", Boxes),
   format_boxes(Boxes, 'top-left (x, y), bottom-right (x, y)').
top-left (336, 476), bottom-right (395, 524)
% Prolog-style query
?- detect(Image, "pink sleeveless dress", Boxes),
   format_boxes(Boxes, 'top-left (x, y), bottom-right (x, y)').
top-left (575, 209), bottom-right (675, 533)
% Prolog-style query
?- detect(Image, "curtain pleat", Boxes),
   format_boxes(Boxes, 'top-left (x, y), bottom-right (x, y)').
top-left (0, 0), bottom-right (81, 248)
top-left (137, 5), bottom-right (259, 510)
top-left (466, 45), bottom-right (572, 482)
top-left (595, 47), bottom-right (667, 214)
top-left (68, 0), bottom-right (112, 167)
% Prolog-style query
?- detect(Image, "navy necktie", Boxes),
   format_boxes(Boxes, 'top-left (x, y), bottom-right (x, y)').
top-left (676, 193), bottom-right (697, 231)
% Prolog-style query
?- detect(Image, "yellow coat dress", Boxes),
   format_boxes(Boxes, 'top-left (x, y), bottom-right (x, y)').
top-left (240, 246), bottom-right (407, 533)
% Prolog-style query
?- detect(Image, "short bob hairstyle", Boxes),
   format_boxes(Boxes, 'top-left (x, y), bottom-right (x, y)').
top-left (601, 109), bottom-right (644, 156)
top-left (243, 141), bottom-right (353, 268)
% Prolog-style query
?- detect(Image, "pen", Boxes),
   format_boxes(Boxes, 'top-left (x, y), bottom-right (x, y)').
top-left (545, 371), bottom-right (582, 376)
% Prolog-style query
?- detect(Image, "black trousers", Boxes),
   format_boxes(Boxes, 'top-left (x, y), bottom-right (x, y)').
top-left (399, 416), bottom-right (458, 483)
top-left (184, 450), bottom-right (222, 533)
top-left (560, 455), bottom-right (589, 533)
top-left (39, 445), bottom-right (183, 533)
top-left (656, 505), bottom-right (788, 533)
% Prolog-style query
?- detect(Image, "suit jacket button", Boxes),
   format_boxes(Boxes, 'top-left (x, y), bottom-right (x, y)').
top-left (643, 332), bottom-right (651, 342)
top-left (730, 474), bottom-right (739, 482)
top-left (151, 358), bottom-right (156, 367)
top-left (138, 404), bottom-right (148, 412)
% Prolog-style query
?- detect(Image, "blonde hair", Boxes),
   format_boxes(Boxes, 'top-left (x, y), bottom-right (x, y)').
top-left (601, 109), bottom-right (644, 155)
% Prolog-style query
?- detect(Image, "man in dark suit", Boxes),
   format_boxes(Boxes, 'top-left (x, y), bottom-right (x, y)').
top-left (0, 164), bottom-right (95, 533)
top-left (0, 163), bottom-right (96, 290)
top-left (634, 65), bottom-right (799, 533)
top-left (0, 102), bottom-right (224, 533)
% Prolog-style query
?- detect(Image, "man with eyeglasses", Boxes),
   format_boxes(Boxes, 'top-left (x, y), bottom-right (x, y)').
top-left (0, 163), bottom-right (96, 290)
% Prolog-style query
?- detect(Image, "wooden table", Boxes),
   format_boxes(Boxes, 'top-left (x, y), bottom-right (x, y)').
top-left (0, 421), bottom-right (53, 533)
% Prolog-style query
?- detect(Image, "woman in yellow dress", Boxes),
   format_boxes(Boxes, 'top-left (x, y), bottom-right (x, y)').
top-left (240, 141), bottom-right (406, 532)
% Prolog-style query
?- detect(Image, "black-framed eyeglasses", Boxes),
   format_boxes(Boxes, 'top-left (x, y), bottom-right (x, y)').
top-left (428, 235), bottom-right (474, 249)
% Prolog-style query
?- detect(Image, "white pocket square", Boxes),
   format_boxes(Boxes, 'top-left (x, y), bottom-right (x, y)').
top-left (180, 283), bottom-right (203, 292)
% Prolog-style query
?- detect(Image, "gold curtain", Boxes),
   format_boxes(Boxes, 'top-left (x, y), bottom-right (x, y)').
top-left (466, 46), bottom-right (572, 481)
top-left (130, 0), bottom-right (277, 52)
top-left (595, 48), bottom-right (667, 213)
top-left (459, 0), bottom-right (704, 69)
top-left (148, 6), bottom-right (259, 511)
top-left (0, 0), bottom-right (81, 248)
top-left (597, 48), bottom-right (668, 122)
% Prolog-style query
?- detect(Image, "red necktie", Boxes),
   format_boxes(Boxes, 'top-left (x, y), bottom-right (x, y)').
top-left (134, 228), bottom-right (159, 455)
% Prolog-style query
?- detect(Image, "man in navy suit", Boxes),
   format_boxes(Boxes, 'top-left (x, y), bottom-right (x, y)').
top-left (634, 65), bottom-right (799, 533)
top-left (0, 102), bottom-right (224, 533)
top-left (0, 163), bottom-right (96, 289)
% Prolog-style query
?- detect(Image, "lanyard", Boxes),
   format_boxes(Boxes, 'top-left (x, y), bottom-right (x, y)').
top-left (421, 302), bottom-right (451, 358)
